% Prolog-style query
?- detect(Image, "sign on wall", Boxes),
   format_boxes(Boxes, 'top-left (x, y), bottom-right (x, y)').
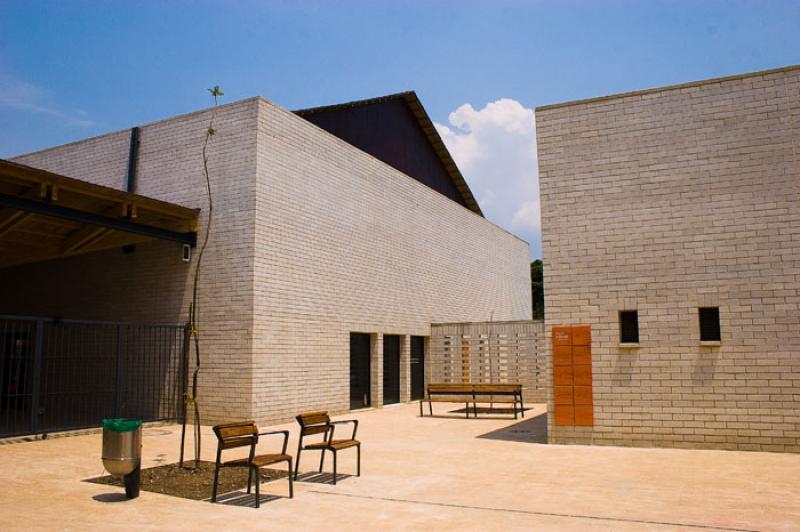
top-left (552, 325), bottom-right (593, 426)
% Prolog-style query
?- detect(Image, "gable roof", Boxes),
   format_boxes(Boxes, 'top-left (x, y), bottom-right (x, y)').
top-left (294, 91), bottom-right (483, 217)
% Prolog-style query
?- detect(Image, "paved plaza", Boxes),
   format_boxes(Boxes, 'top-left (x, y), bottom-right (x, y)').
top-left (1, 403), bottom-right (798, 531)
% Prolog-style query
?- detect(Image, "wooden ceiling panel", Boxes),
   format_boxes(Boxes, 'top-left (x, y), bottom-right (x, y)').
top-left (0, 159), bottom-right (199, 270)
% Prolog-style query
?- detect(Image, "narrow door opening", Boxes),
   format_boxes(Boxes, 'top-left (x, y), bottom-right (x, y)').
top-left (410, 336), bottom-right (425, 401)
top-left (383, 335), bottom-right (400, 405)
top-left (349, 333), bottom-right (371, 410)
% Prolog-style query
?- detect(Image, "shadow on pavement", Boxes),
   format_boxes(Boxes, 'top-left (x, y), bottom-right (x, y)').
top-left (92, 492), bottom-right (130, 503)
top-left (476, 412), bottom-right (547, 443)
top-left (212, 490), bottom-right (284, 507)
top-left (294, 471), bottom-right (352, 485)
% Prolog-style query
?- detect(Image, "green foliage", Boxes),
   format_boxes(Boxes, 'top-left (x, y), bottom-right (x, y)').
top-left (531, 259), bottom-right (544, 320)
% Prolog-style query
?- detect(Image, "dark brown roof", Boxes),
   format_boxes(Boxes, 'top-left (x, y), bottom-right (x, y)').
top-left (295, 91), bottom-right (483, 217)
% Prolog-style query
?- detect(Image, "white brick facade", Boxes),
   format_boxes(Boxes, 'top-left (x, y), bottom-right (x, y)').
top-left (537, 65), bottom-right (800, 452)
top-left (2, 96), bottom-right (531, 425)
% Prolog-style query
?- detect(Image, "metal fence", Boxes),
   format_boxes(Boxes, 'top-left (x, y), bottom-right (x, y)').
top-left (430, 320), bottom-right (546, 403)
top-left (0, 315), bottom-right (187, 438)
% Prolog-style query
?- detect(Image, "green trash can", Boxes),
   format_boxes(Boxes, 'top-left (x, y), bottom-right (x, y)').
top-left (101, 419), bottom-right (143, 499)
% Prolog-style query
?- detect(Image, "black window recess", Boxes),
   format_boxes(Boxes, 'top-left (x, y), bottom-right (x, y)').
top-left (619, 311), bottom-right (639, 343)
top-left (699, 307), bottom-right (721, 342)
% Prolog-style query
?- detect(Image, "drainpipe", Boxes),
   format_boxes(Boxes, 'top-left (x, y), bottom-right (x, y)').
top-left (126, 127), bottom-right (140, 193)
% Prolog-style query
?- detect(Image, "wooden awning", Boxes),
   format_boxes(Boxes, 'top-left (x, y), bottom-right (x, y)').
top-left (0, 159), bottom-right (199, 269)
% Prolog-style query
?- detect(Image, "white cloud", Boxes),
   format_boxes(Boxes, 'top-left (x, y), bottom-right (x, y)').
top-left (435, 98), bottom-right (540, 258)
top-left (0, 74), bottom-right (95, 127)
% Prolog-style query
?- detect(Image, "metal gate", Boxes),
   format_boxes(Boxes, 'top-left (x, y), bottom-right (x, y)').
top-left (0, 315), bottom-right (187, 438)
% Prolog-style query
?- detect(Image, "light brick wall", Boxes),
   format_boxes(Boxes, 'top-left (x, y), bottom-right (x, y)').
top-left (250, 99), bottom-right (531, 422)
top-left (3, 98), bottom-right (260, 423)
top-left (537, 66), bottom-right (800, 452)
top-left (1, 95), bottom-right (531, 427)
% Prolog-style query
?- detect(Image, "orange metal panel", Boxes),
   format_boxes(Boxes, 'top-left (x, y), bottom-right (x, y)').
top-left (574, 386), bottom-right (593, 405)
top-left (552, 326), bottom-right (572, 346)
top-left (571, 325), bottom-right (592, 346)
top-left (554, 386), bottom-right (575, 405)
top-left (553, 345), bottom-right (572, 367)
top-left (574, 405), bottom-right (594, 426)
top-left (553, 365), bottom-right (574, 386)
top-left (572, 365), bottom-right (593, 386)
top-left (554, 405), bottom-right (575, 426)
top-left (553, 344), bottom-right (572, 357)
top-left (572, 345), bottom-right (592, 366)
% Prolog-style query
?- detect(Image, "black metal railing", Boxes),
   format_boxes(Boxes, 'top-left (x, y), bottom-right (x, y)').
top-left (0, 315), bottom-right (187, 438)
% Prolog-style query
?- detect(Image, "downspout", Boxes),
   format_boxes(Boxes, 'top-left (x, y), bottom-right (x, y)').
top-left (126, 127), bottom-right (140, 193)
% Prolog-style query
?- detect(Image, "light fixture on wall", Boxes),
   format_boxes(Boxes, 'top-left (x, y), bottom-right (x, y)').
top-left (182, 244), bottom-right (192, 263)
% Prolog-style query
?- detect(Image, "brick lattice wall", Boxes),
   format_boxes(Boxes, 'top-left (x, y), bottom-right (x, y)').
top-left (429, 320), bottom-right (546, 403)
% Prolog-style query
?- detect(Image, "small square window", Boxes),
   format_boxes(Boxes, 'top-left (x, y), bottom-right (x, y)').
top-left (619, 310), bottom-right (639, 343)
top-left (699, 307), bottom-right (721, 342)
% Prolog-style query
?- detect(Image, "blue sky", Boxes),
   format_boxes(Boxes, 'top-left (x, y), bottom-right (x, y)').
top-left (1, 1), bottom-right (799, 258)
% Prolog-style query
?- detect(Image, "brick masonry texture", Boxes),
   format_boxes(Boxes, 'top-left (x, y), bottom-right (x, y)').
top-left (1, 96), bottom-right (531, 426)
top-left (536, 66), bottom-right (800, 452)
top-left (250, 99), bottom-right (530, 422)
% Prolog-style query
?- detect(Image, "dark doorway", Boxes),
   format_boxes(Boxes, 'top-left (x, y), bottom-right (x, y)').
top-left (410, 336), bottom-right (425, 401)
top-left (349, 333), bottom-right (371, 410)
top-left (383, 335), bottom-right (400, 405)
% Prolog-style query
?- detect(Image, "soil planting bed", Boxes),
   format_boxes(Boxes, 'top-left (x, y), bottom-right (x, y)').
top-left (86, 460), bottom-right (287, 500)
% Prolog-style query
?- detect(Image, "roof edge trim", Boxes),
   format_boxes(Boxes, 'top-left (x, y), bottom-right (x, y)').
top-left (536, 63), bottom-right (800, 112)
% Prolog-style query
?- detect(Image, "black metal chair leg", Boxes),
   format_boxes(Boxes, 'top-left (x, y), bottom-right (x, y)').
top-left (465, 402), bottom-right (469, 418)
top-left (356, 445), bottom-right (361, 476)
top-left (419, 399), bottom-right (423, 416)
top-left (520, 395), bottom-right (525, 418)
top-left (319, 449), bottom-right (325, 472)
top-left (288, 458), bottom-right (294, 498)
top-left (247, 466), bottom-right (253, 493)
top-left (332, 451), bottom-right (337, 485)
top-left (254, 467), bottom-right (260, 508)
top-left (429, 400), bottom-right (433, 416)
top-left (513, 401), bottom-right (518, 419)
top-left (211, 463), bottom-right (220, 502)
top-left (294, 441), bottom-right (302, 480)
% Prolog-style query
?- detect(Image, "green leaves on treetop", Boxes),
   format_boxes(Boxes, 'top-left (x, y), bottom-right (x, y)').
top-left (208, 86), bottom-right (224, 98)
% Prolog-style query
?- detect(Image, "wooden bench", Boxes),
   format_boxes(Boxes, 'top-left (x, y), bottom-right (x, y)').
top-left (420, 383), bottom-right (525, 419)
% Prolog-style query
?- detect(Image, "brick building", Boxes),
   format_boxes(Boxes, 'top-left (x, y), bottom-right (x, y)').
top-left (537, 65), bottom-right (800, 452)
top-left (0, 93), bottom-right (531, 430)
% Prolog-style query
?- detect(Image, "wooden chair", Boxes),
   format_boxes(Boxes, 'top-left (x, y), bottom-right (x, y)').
top-left (211, 421), bottom-right (294, 507)
top-left (294, 411), bottom-right (360, 485)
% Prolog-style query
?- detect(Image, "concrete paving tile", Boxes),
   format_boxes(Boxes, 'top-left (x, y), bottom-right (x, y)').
top-left (1, 403), bottom-right (798, 531)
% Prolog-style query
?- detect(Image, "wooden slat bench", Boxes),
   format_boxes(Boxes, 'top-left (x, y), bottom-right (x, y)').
top-left (420, 383), bottom-right (525, 419)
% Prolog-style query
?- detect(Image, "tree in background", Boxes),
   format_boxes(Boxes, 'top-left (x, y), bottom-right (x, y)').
top-left (531, 260), bottom-right (544, 320)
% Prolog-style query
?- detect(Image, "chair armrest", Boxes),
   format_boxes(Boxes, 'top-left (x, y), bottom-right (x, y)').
top-left (258, 430), bottom-right (290, 455)
top-left (330, 419), bottom-right (358, 440)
